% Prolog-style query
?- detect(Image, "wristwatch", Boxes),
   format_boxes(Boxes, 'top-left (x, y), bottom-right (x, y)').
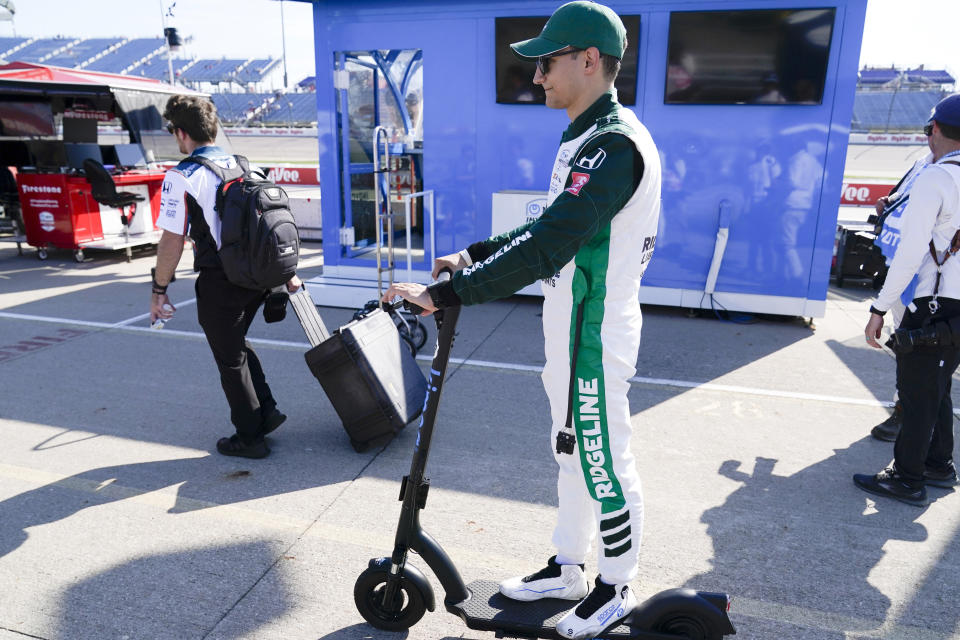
top-left (151, 267), bottom-right (172, 295)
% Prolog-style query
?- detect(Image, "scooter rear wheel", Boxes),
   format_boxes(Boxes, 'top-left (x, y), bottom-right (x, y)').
top-left (354, 566), bottom-right (427, 631)
top-left (656, 614), bottom-right (717, 640)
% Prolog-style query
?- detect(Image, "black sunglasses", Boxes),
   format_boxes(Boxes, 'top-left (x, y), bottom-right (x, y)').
top-left (924, 123), bottom-right (934, 137)
top-left (536, 47), bottom-right (583, 76)
top-left (166, 122), bottom-right (177, 134)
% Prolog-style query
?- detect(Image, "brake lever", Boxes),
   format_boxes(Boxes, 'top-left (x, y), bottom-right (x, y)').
top-left (381, 268), bottom-right (454, 316)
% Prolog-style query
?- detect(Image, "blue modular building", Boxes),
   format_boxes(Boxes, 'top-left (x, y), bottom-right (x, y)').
top-left (294, 0), bottom-right (868, 317)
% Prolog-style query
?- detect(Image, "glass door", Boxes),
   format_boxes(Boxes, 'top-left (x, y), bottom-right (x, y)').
top-left (334, 49), bottom-right (426, 267)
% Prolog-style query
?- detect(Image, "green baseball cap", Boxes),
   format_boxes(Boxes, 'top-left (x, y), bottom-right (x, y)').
top-left (510, 1), bottom-right (626, 60)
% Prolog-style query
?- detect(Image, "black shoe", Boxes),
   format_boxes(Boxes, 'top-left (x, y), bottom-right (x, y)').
top-left (924, 463), bottom-right (959, 489)
top-left (853, 467), bottom-right (927, 506)
top-left (870, 402), bottom-right (901, 442)
top-left (217, 435), bottom-right (270, 459)
top-left (555, 576), bottom-right (636, 639)
top-left (260, 409), bottom-right (287, 437)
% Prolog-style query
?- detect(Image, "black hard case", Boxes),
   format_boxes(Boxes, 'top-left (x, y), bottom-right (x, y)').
top-left (834, 228), bottom-right (888, 289)
top-left (293, 292), bottom-right (426, 451)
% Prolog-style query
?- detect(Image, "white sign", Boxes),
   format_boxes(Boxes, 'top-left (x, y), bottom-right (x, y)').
top-left (849, 132), bottom-right (928, 145)
top-left (223, 127), bottom-right (318, 137)
top-left (491, 191), bottom-right (547, 296)
top-left (38, 211), bottom-right (55, 233)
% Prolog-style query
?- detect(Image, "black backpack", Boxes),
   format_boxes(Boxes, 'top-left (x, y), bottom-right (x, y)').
top-left (190, 154), bottom-right (300, 290)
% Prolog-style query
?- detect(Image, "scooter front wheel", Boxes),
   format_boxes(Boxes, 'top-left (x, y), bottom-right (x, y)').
top-left (400, 317), bottom-right (428, 350)
top-left (399, 331), bottom-right (417, 357)
top-left (656, 614), bottom-right (717, 640)
top-left (354, 566), bottom-right (427, 631)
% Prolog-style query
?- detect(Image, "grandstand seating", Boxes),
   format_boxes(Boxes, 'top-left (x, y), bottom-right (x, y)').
top-left (84, 38), bottom-right (165, 73)
top-left (45, 38), bottom-right (123, 68)
top-left (237, 58), bottom-right (280, 84)
top-left (906, 68), bottom-right (955, 84)
top-left (859, 68), bottom-right (899, 86)
top-left (859, 67), bottom-right (954, 89)
top-left (852, 90), bottom-right (943, 132)
top-left (181, 58), bottom-right (247, 83)
top-left (0, 37), bottom-right (29, 58)
top-left (211, 93), bottom-right (275, 123)
top-left (260, 93), bottom-right (317, 124)
top-left (9, 37), bottom-right (77, 63)
top-left (133, 56), bottom-right (194, 81)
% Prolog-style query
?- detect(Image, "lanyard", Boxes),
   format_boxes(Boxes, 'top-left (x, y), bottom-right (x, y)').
top-left (925, 154), bottom-right (960, 313)
top-left (556, 300), bottom-right (585, 455)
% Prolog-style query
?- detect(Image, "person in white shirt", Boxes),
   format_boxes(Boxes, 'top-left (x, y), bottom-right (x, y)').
top-left (149, 95), bottom-right (301, 459)
top-left (855, 93), bottom-right (960, 506)
top-left (868, 152), bottom-right (932, 442)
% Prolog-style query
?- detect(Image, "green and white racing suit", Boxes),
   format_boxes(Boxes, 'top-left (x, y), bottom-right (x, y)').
top-left (429, 92), bottom-right (661, 583)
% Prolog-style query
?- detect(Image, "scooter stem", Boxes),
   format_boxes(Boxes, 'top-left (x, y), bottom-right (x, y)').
top-left (388, 304), bottom-right (469, 604)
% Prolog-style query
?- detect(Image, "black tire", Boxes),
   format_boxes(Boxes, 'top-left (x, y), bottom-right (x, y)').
top-left (834, 230), bottom-right (847, 288)
top-left (406, 318), bottom-right (428, 350)
top-left (73, 249), bottom-right (84, 263)
top-left (395, 316), bottom-right (427, 352)
top-left (37, 248), bottom-right (48, 260)
top-left (399, 332), bottom-right (417, 357)
top-left (872, 265), bottom-right (886, 290)
top-left (656, 614), bottom-right (719, 640)
top-left (354, 566), bottom-right (427, 631)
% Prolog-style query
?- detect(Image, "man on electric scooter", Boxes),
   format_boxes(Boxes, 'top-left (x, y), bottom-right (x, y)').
top-left (382, 2), bottom-right (661, 637)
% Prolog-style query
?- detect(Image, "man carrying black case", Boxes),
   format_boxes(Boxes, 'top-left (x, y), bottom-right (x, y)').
top-left (150, 95), bottom-right (301, 460)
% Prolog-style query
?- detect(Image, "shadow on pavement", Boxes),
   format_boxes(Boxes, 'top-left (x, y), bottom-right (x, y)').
top-left (898, 499), bottom-right (960, 637)
top-left (53, 541), bottom-right (286, 639)
top-left (316, 622), bottom-right (408, 639)
top-left (0, 252), bottom-right (160, 297)
top-left (824, 337), bottom-right (960, 406)
top-left (681, 436), bottom-right (950, 636)
top-left (636, 304), bottom-right (812, 383)
top-left (0, 455), bottom-right (341, 560)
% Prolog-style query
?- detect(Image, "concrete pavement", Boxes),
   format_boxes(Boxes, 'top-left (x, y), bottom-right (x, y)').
top-left (0, 243), bottom-right (957, 640)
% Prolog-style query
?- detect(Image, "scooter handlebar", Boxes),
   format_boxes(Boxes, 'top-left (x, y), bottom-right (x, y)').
top-left (381, 298), bottom-right (404, 313)
top-left (380, 268), bottom-right (454, 315)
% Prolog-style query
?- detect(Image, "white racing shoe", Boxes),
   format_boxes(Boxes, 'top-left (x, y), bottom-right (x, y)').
top-left (499, 556), bottom-right (589, 602)
top-left (555, 576), bottom-right (637, 639)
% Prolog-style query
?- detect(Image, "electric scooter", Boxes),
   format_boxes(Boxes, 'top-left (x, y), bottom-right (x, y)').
top-left (354, 288), bottom-right (737, 639)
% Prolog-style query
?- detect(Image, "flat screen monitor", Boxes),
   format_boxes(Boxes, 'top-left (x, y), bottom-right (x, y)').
top-left (665, 8), bottom-right (836, 105)
top-left (495, 16), bottom-right (640, 105)
top-left (100, 145), bottom-right (119, 167)
top-left (0, 140), bottom-right (31, 167)
top-left (115, 143), bottom-right (149, 169)
top-left (0, 101), bottom-right (56, 136)
top-left (26, 140), bottom-right (67, 171)
top-left (65, 143), bottom-right (103, 172)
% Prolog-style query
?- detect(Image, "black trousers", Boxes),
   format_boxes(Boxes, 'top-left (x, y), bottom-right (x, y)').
top-left (894, 296), bottom-right (960, 483)
top-left (196, 268), bottom-right (274, 442)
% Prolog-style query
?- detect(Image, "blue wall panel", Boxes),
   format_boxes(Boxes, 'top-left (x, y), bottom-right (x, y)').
top-left (304, 0), bottom-right (868, 314)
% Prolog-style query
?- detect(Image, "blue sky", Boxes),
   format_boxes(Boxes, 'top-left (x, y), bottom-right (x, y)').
top-left (3, 0), bottom-right (958, 88)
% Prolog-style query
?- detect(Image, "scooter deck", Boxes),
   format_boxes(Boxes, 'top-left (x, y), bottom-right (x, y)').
top-left (448, 580), bottom-right (638, 639)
